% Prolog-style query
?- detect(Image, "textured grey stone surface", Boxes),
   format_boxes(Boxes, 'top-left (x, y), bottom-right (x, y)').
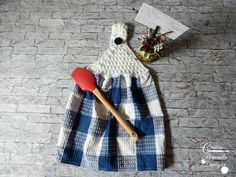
top-left (0, 0), bottom-right (236, 176)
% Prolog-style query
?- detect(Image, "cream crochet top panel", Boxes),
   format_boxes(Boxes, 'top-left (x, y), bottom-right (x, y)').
top-left (87, 23), bottom-right (149, 77)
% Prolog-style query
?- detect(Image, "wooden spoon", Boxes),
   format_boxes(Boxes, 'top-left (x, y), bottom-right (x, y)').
top-left (71, 67), bottom-right (139, 141)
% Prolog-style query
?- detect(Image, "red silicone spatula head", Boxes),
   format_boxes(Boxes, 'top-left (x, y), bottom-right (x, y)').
top-left (71, 67), bottom-right (97, 92)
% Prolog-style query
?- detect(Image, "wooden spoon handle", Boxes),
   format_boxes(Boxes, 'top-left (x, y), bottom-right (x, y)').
top-left (93, 88), bottom-right (139, 141)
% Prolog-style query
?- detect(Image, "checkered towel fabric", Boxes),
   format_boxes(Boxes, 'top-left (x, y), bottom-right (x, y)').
top-left (57, 23), bottom-right (165, 171)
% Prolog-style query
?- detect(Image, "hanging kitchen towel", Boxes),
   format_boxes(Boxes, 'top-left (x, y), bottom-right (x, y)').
top-left (57, 23), bottom-right (166, 171)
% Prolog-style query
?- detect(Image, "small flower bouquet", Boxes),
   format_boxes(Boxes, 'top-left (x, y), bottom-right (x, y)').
top-left (137, 27), bottom-right (172, 63)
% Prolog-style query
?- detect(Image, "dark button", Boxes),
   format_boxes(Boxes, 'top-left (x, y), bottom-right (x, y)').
top-left (114, 37), bottom-right (123, 45)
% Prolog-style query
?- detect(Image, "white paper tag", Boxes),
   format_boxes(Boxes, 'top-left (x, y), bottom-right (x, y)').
top-left (135, 3), bottom-right (189, 40)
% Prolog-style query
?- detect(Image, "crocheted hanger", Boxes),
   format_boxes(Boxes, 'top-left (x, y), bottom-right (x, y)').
top-left (110, 23), bottom-right (128, 46)
top-left (87, 23), bottom-right (149, 76)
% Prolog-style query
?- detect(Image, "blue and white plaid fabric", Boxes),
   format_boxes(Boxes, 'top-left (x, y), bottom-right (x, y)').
top-left (57, 74), bottom-right (165, 171)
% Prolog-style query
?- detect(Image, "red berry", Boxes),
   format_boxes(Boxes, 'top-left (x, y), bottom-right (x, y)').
top-left (144, 47), bottom-right (150, 52)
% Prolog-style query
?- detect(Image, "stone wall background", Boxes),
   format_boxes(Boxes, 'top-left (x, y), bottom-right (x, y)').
top-left (0, 0), bottom-right (235, 176)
